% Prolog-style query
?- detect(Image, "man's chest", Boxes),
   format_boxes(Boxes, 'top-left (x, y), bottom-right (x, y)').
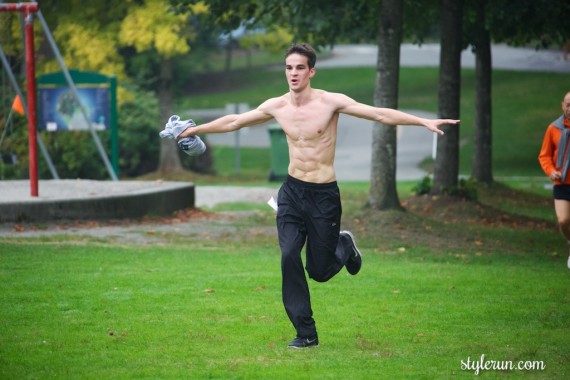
top-left (273, 107), bottom-right (339, 140)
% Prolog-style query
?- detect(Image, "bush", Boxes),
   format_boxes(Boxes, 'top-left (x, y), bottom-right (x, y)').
top-left (0, 112), bottom-right (28, 180)
top-left (413, 175), bottom-right (479, 200)
top-left (116, 88), bottom-right (160, 177)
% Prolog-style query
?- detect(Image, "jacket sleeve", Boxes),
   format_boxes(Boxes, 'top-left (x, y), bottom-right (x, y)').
top-left (538, 125), bottom-right (556, 177)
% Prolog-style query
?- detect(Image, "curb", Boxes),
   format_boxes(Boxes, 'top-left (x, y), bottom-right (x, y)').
top-left (0, 181), bottom-right (195, 223)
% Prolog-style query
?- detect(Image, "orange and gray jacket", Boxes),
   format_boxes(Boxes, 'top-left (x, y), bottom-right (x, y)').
top-left (539, 116), bottom-right (570, 185)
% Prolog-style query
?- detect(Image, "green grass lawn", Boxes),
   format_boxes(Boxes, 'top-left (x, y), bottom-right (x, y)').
top-left (1, 233), bottom-right (568, 379)
top-left (1, 179), bottom-right (569, 379)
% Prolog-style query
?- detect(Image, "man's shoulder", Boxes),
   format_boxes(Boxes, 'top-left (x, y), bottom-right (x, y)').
top-left (313, 89), bottom-right (341, 97)
top-left (259, 94), bottom-right (288, 108)
top-left (313, 89), bottom-right (351, 102)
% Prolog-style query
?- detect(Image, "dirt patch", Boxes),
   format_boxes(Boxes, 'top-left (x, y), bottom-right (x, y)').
top-left (340, 194), bottom-right (557, 255)
top-left (1, 190), bottom-right (559, 255)
top-left (402, 194), bottom-right (554, 230)
top-left (6, 208), bottom-right (220, 233)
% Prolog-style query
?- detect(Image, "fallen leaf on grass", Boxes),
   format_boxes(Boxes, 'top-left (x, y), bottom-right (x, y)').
top-left (204, 289), bottom-right (216, 293)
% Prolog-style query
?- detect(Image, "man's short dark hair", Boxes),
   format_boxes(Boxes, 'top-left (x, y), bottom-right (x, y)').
top-left (286, 43), bottom-right (317, 69)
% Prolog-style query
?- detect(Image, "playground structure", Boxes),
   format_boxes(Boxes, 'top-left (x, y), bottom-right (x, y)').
top-left (1, 2), bottom-right (41, 195)
top-left (0, 2), bottom-right (196, 221)
top-left (0, 1), bottom-right (118, 197)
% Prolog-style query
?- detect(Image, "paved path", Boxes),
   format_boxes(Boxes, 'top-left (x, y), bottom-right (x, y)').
top-left (319, 43), bottom-right (570, 72)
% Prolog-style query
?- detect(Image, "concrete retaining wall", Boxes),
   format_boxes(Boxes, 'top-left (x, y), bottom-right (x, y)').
top-left (0, 182), bottom-right (195, 223)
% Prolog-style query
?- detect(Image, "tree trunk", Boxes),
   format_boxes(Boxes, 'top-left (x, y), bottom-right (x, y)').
top-left (471, 0), bottom-right (493, 183)
top-left (224, 38), bottom-right (233, 73)
top-left (431, 0), bottom-right (463, 194)
top-left (157, 58), bottom-right (182, 173)
top-left (367, 0), bottom-right (404, 211)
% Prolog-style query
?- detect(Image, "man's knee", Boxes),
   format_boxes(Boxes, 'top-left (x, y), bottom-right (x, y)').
top-left (308, 270), bottom-right (331, 283)
top-left (306, 259), bottom-right (337, 283)
top-left (281, 246), bottom-right (303, 269)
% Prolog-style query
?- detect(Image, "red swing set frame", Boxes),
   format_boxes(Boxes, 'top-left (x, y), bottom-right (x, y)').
top-left (1, 2), bottom-right (39, 196)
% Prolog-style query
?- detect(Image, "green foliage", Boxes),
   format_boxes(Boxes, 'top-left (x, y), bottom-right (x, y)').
top-left (116, 88), bottom-right (161, 177)
top-left (482, 0), bottom-right (570, 48)
top-left (4, 116), bottom-right (96, 180)
top-left (119, 0), bottom-right (192, 58)
top-left (169, 0), bottom-right (454, 48)
top-left (413, 175), bottom-right (479, 200)
top-left (171, 0), bottom-right (381, 47)
top-left (239, 26), bottom-right (293, 55)
top-left (412, 176), bottom-right (432, 195)
top-left (38, 131), bottom-right (109, 179)
top-left (0, 113), bottom-right (28, 180)
top-left (451, 177), bottom-right (479, 200)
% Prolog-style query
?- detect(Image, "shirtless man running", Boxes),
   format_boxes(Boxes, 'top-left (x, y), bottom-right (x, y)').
top-left (178, 43), bottom-right (459, 348)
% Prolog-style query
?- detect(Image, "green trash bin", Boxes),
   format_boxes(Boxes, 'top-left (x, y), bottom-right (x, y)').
top-left (267, 123), bottom-right (289, 182)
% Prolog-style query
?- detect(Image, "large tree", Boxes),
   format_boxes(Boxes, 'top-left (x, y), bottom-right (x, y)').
top-left (431, 0), bottom-right (463, 194)
top-left (470, 0), bottom-right (492, 183)
top-left (368, 0), bottom-right (404, 210)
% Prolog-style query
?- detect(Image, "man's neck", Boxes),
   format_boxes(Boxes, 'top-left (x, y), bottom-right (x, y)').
top-left (289, 86), bottom-right (313, 107)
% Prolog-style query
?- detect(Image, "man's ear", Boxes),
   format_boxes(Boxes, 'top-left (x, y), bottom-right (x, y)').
top-left (309, 68), bottom-right (316, 78)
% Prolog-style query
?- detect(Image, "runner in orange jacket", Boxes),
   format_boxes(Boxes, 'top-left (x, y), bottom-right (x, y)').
top-left (538, 91), bottom-right (570, 268)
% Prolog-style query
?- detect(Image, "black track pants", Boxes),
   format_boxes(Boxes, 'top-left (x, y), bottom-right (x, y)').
top-left (276, 175), bottom-right (355, 338)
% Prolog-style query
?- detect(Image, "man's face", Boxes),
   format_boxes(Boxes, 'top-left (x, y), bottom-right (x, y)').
top-left (563, 93), bottom-right (570, 119)
top-left (285, 53), bottom-right (315, 92)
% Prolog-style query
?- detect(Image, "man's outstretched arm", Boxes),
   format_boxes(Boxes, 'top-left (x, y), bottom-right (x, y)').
top-left (178, 108), bottom-right (274, 138)
top-left (335, 94), bottom-right (459, 135)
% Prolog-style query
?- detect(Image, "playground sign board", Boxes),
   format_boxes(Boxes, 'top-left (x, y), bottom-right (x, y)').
top-left (37, 70), bottom-right (119, 175)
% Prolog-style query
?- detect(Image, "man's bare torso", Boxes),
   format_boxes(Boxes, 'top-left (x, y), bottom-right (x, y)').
top-left (262, 89), bottom-right (340, 183)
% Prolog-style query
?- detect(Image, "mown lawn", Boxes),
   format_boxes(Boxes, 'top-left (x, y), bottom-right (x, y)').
top-left (1, 181), bottom-right (569, 379)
